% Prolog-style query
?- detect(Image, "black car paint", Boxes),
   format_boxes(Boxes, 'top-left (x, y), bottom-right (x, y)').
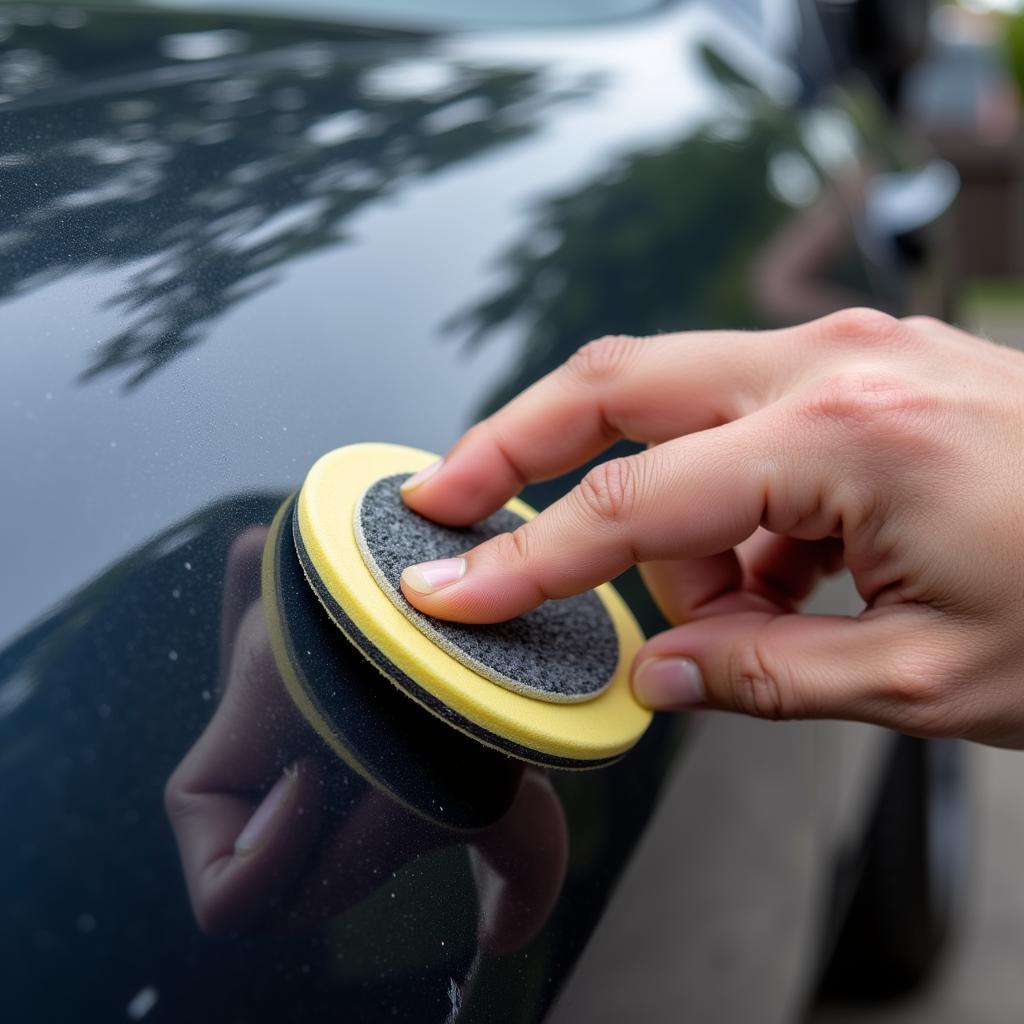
top-left (0, 3), bottom-right (936, 1021)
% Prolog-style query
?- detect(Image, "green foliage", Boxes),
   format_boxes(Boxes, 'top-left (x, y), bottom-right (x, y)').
top-left (1005, 11), bottom-right (1024, 97)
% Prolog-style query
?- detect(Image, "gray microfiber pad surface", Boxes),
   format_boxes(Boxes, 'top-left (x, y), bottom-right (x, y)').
top-left (354, 473), bottom-right (619, 703)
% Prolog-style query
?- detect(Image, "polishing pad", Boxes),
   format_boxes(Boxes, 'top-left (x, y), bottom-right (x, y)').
top-left (356, 474), bottom-right (619, 702)
top-left (295, 442), bottom-right (652, 768)
top-left (262, 495), bottom-right (522, 829)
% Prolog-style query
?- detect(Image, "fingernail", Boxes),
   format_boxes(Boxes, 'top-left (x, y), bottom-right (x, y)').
top-left (633, 657), bottom-right (705, 709)
top-left (401, 557), bottom-right (467, 595)
top-left (235, 764), bottom-right (298, 855)
top-left (401, 459), bottom-right (443, 492)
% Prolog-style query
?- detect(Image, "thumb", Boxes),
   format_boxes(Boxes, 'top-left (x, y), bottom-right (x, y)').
top-left (631, 607), bottom-right (954, 733)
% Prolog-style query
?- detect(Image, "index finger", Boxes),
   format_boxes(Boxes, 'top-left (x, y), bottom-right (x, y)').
top-left (401, 327), bottom-right (800, 525)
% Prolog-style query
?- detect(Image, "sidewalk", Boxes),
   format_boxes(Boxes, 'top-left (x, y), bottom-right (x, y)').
top-left (810, 745), bottom-right (1024, 1023)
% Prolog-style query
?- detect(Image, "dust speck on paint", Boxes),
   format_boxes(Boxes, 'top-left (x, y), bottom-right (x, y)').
top-left (126, 986), bottom-right (158, 1020)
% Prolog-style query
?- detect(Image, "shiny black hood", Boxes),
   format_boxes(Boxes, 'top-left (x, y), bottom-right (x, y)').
top-left (0, 2), bottom-right (865, 635)
top-left (0, 4), bottom-right (891, 1022)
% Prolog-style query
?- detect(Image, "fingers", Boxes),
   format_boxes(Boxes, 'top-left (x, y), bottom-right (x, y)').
top-left (179, 603), bottom-right (308, 791)
top-left (404, 309), bottom-right (913, 527)
top-left (638, 534), bottom-right (845, 625)
top-left (738, 532), bottom-right (845, 607)
top-left (165, 602), bottom-right (319, 933)
top-left (280, 766), bottom-right (569, 942)
top-left (639, 552), bottom-right (748, 625)
top-left (401, 401), bottom-right (849, 623)
top-left (400, 425), bottom-right (763, 622)
top-left (165, 758), bottom-right (322, 933)
top-left (277, 791), bottom-right (446, 932)
top-left (631, 604), bottom-right (961, 734)
top-left (218, 526), bottom-right (269, 685)
top-left (402, 329), bottom-right (801, 526)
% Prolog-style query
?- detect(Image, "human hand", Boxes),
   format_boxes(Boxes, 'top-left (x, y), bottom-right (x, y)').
top-left (400, 309), bottom-right (1024, 748)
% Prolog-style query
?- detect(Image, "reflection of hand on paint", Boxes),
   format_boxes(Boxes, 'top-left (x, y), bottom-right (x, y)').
top-left (164, 526), bottom-right (568, 950)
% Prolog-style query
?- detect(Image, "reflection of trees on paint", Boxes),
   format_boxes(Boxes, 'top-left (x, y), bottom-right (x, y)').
top-left (0, 10), bottom-right (586, 387)
top-left (446, 124), bottom-right (785, 414)
top-left (451, 46), bottom-right (874, 417)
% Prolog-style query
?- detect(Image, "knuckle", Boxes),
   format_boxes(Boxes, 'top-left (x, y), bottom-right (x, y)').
top-left (163, 768), bottom-right (196, 824)
top-left (162, 773), bottom-right (182, 818)
top-left (727, 635), bottom-right (802, 721)
top-left (901, 313), bottom-right (941, 332)
top-left (818, 307), bottom-right (908, 348)
top-left (461, 420), bottom-right (531, 488)
top-left (489, 524), bottom-right (534, 567)
top-left (882, 644), bottom-right (965, 737)
top-left (800, 367), bottom-right (938, 444)
top-left (886, 675), bottom-right (949, 736)
top-left (885, 660), bottom-right (938, 707)
top-left (576, 457), bottom-right (640, 526)
top-left (565, 334), bottom-right (642, 386)
top-left (460, 419), bottom-right (493, 454)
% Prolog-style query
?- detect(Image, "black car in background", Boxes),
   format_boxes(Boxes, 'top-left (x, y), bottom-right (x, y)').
top-left (0, 1), bottom-right (963, 1021)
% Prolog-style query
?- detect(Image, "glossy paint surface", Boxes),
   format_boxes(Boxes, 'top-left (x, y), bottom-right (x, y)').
top-left (0, 2), bottom-right (932, 1021)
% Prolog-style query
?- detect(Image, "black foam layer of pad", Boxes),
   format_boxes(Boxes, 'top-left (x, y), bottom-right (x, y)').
top-left (293, 504), bottom-right (622, 769)
top-left (269, 495), bottom-right (523, 829)
top-left (355, 474), bottom-right (619, 703)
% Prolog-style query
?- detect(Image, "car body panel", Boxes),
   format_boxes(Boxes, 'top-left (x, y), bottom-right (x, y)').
top-left (0, 2), bottom-right (946, 1020)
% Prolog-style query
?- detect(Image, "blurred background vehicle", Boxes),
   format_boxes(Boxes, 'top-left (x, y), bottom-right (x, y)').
top-left (0, 0), bottom-right (991, 1021)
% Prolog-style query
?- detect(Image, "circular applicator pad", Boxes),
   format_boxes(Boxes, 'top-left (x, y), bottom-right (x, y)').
top-left (294, 442), bottom-right (652, 768)
top-left (356, 474), bottom-right (619, 703)
top-left (262, 495), bottom-right (522, 829)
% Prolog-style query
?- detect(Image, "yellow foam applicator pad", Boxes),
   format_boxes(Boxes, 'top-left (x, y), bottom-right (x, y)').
top-left (294, 442), bottom-right (652, 768)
